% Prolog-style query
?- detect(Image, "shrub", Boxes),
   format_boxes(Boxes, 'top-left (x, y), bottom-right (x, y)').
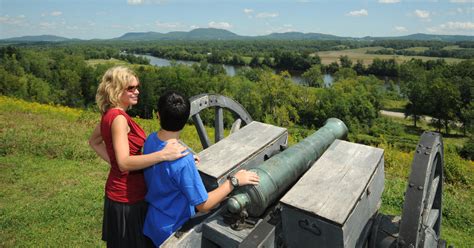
top-left (459, 137), bottom-right (474, 161)
top-left (443, 148), bottom-right (473, 186)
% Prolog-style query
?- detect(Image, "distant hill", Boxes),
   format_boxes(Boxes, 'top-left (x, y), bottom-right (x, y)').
top-left (115, 31), bottom-right (165, 41)
top-left (1, 29), bottom-right (472, 42)
top-left (115, 28), bottom-right (240, 41)
top-left (259, 32), bottom-right (351, 40)
top-left (362, 33), bottom-right (474, 42)
top-left (1, 35), bottom-right (72, 42)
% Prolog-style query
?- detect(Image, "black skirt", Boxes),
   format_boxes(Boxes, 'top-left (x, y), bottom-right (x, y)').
top-left (102, 197), bottom-right (154, 248)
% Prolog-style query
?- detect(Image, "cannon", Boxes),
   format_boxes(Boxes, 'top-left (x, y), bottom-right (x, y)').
top-left (161, 94), bottom-right (446, 248)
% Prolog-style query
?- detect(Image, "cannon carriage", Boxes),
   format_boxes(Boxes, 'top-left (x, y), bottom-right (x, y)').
top-left (162, 94), bottom-right (446, 248)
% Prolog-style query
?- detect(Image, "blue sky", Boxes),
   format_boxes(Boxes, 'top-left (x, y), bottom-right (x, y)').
top-left (1, 0), bottom-right (473, 39)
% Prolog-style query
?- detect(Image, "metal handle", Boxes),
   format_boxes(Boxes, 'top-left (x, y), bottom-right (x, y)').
top-left (298, 219), bottom-right (322, 236)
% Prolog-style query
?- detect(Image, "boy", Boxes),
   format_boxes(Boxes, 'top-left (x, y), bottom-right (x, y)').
top-left (143, 91), bottom-right (259, 247)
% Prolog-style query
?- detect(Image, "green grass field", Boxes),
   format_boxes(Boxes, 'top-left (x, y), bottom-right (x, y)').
top-left (316, 47), bottom-right (464, 65)
top-left (1, 96), bottom-right (473, 247)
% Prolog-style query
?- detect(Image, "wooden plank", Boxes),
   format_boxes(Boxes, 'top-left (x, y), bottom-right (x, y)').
top-left (426, 209), bottom-right (439, 229)
top-left (192, 113), bottom-right (211, 149)
top-left (342, 165), bottom-right (384, 247)
top-left (197, 121), bottom-right (287, 181)
top-left (280, 140), bottom-right (384, 225)
top-left (215, 107), bottom-right (224, 143)
top-left (425, 176), bottom-right (440, 214)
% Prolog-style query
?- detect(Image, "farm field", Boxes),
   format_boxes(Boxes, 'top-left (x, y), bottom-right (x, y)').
top-left (316, 46), bottom-right (465, 65)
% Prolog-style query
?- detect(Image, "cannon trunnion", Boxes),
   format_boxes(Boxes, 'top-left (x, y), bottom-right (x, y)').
top-left (161, 94), bottom-right (446, 248)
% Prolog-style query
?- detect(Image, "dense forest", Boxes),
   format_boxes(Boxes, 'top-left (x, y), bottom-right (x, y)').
top-left (0, 41), bottom-right (473, 159)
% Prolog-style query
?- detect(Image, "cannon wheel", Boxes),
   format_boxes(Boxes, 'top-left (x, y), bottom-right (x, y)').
top-left (189, 94), bottom-right (253, 149)
top-left (398, 132), bottom-right (444, 248)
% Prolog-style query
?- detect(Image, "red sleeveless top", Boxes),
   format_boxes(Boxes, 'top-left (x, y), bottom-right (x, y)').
top-left (101, 108), bottom-right (147, 203)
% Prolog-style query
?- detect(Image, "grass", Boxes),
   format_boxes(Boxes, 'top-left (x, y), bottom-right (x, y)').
top-left (403, 46), bottom-right (430, 52)
top-left (86, 58), bottom-right (128, 66)
top-left (315, 47), bottom-right (464, 65)
top-left (381, 99), bottom-right (408, 112)
top-left (1, 96), bottom-right (473, 247)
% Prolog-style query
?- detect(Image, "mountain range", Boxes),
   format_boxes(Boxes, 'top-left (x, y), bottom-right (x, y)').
top-left (2, 28), bottom-right (473, 42)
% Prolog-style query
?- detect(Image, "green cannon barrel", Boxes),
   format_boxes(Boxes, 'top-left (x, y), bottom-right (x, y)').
top-left (227, 118), bottom-right (348, 217)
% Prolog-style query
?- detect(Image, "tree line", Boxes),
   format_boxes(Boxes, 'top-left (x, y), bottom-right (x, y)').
top-left (0, 44), bottom-right (472, 135)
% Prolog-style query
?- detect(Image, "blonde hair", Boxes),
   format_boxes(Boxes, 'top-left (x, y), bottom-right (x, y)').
top-left (95, 66), bottom-right (138, 114)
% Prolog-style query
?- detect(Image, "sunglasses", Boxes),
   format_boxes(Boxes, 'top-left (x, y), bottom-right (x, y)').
top-left (126, 85), bottom-right (140, 92)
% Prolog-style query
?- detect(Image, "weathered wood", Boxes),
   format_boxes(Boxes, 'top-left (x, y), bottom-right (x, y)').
top-left (197, 121), bottom-right (287, 189)
top-left (192, 113), bottom-right (211, 149)
top-left (280, 140), bottom-right (384, 248)
top-left (426, 209), bottom-right (439, 229)
top-left (230, 119), bottom-right (242, 134)
top-left (215, 107), bottom-right (224, 143)
top-left (426, 176), bottom-right (440, 214)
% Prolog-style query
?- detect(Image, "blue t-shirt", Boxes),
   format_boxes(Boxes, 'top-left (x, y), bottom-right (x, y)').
top-left (143, 132), bottom-right (208, 247)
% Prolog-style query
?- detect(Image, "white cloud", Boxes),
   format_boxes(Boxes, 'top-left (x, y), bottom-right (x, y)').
top-left (394, 26), bottom-right (407, 32)
top-left (440, 21), bottom-right (474, 30)
top-left (51, 11), bottom-right (62, 16)
top-left (428, 21), bottom-right (474, 34)
top-left (127, 0), bottom-right (166, 5)
top-left (449, 0), bottom-right (474, 3)
top-left (243, 8), bottom-right (254, 14)
top-left (347, 9), bottom-right (368, 17)
top-left (208, 21), bottom-right (232, 29)
top-left (256, 12), bottom-right (279, 18)
top-left (128, 0), bottom-right (144, 4)
top-left (378, 0), bottom-right (400, 3)
top-left (0, 15), bottom-right (28, 26)
top-left (414, 9), bottom-right (430, 19)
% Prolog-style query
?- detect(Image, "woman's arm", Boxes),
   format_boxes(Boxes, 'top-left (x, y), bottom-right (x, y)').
top-left (196, 170), bottom-right (259, 213)
top-left (89, 124), bottom-right (110, 164)
top-left (112, 115), bottom-right (188, 172)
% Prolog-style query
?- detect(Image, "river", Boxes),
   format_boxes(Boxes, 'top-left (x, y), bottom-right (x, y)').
top-left (138, 54), bottom-right (335, 86)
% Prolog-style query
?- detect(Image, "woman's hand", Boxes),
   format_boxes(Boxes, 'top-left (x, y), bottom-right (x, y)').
top-left (158, 139), bottom-right (189, 161)
top-left (89, 123), bottom-right (110, 164)
top-left (234, 169), bottom-right (260, 186)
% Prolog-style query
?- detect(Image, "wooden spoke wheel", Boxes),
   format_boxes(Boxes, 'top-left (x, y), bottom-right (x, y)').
top-left (189, 94), bottom-right (253, 149)
top-left (398, 132), bottom-right (444, 248)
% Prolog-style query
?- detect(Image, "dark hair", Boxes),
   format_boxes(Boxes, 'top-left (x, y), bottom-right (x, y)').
top-left (157, 91), bottom-right (190, 131)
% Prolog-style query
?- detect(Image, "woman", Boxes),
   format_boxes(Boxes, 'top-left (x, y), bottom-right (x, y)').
top-left (89, 66), bottom-right (187, 247)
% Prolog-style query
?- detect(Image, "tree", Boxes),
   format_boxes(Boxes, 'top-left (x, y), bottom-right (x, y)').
top-left (249, 56), bottom-right (261, 67)
top-left (400, 60), bottom-right (428, 127)
top-left (353, 59), bottom-right (366, 75)
top-left (302, 65), bottom-right (323, 87)
top-left (27, 75), bottom-right (51, 103)
top-left (339, 55), bottom-right (352, 68)
top-left (325, 61), bottom-right (339, 74)
top-left (427, 78), bottom-right (461, 134)
top-left (333, 68), bottom-right (357, 82)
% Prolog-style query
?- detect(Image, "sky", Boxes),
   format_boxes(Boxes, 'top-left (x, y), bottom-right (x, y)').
top-left (0, 0), bottom-right (473, 40)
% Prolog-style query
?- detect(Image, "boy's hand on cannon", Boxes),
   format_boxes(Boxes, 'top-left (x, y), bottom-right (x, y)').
top-left (235, 170), bottom-right (260, 186)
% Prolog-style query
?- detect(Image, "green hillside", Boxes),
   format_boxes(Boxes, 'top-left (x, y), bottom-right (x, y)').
top-left (0, 96), bottom-right (473, 247)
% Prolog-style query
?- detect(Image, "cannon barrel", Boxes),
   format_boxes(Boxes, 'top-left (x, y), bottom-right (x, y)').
top-left (227, 118), bottom-right (349, 217)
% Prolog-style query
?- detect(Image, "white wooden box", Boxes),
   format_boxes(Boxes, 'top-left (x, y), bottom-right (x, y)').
top-left (280, 140), bottom-right (384, 248)
top-left (197, 121), bottom-right (287, 190)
